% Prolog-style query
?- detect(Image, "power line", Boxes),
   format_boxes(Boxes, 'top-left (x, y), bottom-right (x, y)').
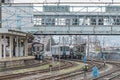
top-left (7, 2), bottom-right (120, 4)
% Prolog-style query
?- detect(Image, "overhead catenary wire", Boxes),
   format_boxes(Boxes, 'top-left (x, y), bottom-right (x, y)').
top-left (5, 1), bottom-right (120, 4)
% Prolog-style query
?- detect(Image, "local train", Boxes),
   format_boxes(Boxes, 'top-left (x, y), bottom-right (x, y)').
top-left (34, 51), bottom-right (44, 60)
top-left (51, 44), bottom-right (86, 59)
top-left (32, 42), bottom-right (44, 60)
top-left (70, 44), bottom-right (86, 59)
top-left (51, 45), bottom-right (70, 59)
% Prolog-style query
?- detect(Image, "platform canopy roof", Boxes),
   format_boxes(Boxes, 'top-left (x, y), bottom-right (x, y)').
top-left (0, 28), bottom-right (27, 36)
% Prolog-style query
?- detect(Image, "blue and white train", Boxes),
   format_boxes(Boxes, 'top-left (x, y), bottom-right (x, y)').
top-left (51, 44), bottom-right (86, 59)
top-left (51, 45), bottom-right (70, 59)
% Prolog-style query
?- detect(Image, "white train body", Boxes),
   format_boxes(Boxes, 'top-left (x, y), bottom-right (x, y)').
top-left (51, 45), bottom-right (70, 57)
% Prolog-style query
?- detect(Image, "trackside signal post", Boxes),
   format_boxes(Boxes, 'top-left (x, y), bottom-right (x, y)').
top-left (83, 56), bottom-right (88, 80)
top-left (92, 65), bottom-right (99, 78)
top-left (49, 64), bottom-right (52, 74)
top-left (83, 56), bottom-right (87, 63)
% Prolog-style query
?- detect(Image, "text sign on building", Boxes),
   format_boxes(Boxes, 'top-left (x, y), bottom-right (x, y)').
top-left (43, 6), bottom-right (70, 12)
top-left (106, 6), bottom-right (120, 12)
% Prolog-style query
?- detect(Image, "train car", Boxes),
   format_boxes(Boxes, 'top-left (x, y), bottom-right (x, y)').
top-left (32, 42), bottom-right (44, 60)
top-left (51, 45), bottom-right (70, 59)
top-left (51, 44), bottom-right (86, 59)
top-left (71, 44), bottom-right (86, 59)
top-left (34, 51), bottom-right (44, 60)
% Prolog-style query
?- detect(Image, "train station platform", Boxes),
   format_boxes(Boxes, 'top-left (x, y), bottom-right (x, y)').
top-left (0, 56), bottom-right (35, 69)
top-left (0, 56), bottom-right (35, 62)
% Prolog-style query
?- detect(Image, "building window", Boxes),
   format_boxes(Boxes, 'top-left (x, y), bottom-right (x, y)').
top-left (98, 17), bottom-right (104, 25)
top-left (90, 17), bottom-right (96, 25)
top-left (72, 18), bottom-right (79, 26)
top-left (42, 18), bottom-right (55, 26)
top-left (104, 17), bottom-right (112, 25)
top-left (41, 19), bottom-right (45, 25)
top-left (34, 17), bottom-right (42, 26)
top-left (56, 18), bottom-right (66, 25)
top-left (66, 19), bottom-right (71, 25)
top-left (113, 17), bottom-right (120, 25)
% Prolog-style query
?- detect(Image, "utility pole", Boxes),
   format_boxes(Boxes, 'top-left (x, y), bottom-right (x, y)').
top-left (87, 35), bottom-right (90, 57)
top-left (58, 0), bottom-right (61, 71)
top-left (102, 36), bottom-right (105, 59)
top-left (59, 36), bottom-right (60, 71)
top-left (0, 0), bottom-right (2, 28)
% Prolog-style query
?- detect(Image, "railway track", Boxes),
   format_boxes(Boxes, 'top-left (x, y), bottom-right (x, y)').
top-left (0, 60), bottom-right (75, 80)
top-left (36, 59), bottom-right (104, 80)
top-left (92, 60), bottom-right (120, 80)
top-left (0, 59), bottom-right (49, 72)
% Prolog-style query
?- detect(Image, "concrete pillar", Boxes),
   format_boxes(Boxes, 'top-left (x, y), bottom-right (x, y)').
top-left (43, 36), bottom-right (46, 54)
top-left (25, 38), bottom-right (28, 56)
top-left (18, 37), bottom-right (21, 57)
top-left (0, 35), bottom-right (2, 59)
top-left (9, 36), bottom-right (13, 58)
top-left (3, 35), bottom-right (6, 58)
top-left (16, 36), bottom-right (18, 57)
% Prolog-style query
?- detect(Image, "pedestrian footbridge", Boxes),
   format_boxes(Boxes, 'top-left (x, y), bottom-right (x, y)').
top-left (3, 3), bottom-right (120, 35)
top-left (25, 5), bottom-right (120, 35)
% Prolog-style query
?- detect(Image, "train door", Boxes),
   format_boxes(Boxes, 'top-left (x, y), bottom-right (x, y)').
top-left (62, 46), bottom-right (67, 59)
